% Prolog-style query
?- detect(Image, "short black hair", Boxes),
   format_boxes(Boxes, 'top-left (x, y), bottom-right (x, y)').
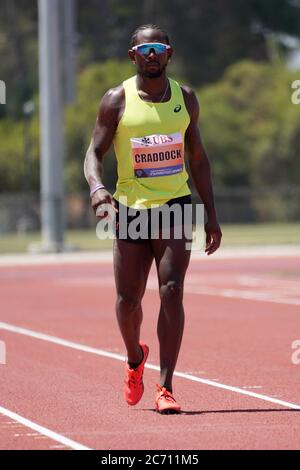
top-left (130, 24), bottom-right (170, 47)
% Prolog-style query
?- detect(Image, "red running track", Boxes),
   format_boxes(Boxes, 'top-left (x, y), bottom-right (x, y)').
top-left (0, 254), bottom-right (300, 450)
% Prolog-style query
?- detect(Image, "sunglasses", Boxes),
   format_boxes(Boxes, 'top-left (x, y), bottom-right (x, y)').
top-left (132, 42), bottom-right (171, 56)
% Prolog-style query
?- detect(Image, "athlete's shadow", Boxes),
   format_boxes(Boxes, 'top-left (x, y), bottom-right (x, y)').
top-left (138, 408), bottom-right (300, 415)
top-left (177, 408), bottom-right (300, 415)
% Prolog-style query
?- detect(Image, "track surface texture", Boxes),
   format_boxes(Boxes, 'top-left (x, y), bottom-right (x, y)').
top-left (0, 248), bottom-right (299, 450)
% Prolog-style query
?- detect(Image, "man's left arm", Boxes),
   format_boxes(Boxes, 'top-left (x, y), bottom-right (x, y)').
top-left (182, 86), bottom-right (222, 255)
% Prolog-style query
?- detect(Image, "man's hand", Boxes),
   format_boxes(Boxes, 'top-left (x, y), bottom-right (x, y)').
top-left (91, 188), bottom-right (117, 220)
top-left (205, 218), bottom-right (222, 255)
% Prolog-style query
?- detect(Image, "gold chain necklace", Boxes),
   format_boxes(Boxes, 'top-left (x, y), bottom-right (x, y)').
top-left (138, 79), bottom-right (170, 103)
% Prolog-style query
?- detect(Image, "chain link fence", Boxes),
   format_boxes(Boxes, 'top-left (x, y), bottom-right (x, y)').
top-left (0, 187), bottom-right (300, 234)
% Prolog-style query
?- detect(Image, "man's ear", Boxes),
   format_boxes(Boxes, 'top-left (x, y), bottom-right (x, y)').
top-left (168, 46), bottom-right (174, 62)
top-left (128, 49), bottom-right (136, 64)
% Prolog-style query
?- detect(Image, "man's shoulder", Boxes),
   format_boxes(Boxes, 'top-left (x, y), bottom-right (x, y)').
top-left (180, 84), bottom-right (199, 107)
top-left (104, 75), bottom-right (136, 103)
top-left (180, 84), bottom-right (196, 98)
top-left (102, 84), bottom-right (125, 107)
top-left (176, 84), bottom-right (199, 119)
top-left (167, 77), bottom-right (196, 101)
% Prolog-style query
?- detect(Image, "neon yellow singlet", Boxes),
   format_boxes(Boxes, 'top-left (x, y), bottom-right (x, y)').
top-left (113, 75), bottom-right (191, 209)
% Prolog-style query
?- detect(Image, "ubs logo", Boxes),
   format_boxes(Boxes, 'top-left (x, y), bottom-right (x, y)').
top-left (141, 135), bottom-right (173, 145)
top-left (174, 105), bottom-right (181, 113)
top-left (141, 137), bottom-right (151, 146)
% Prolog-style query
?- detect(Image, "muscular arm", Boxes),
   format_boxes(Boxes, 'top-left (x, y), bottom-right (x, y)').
top-left (182, 86), bottom-right (222, 254)
top-left (84, 85), bottom-right (124, 214)
top-left (84, 85), bottom-right (124, 187)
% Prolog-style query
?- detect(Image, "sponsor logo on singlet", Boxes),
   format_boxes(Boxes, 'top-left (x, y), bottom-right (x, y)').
top-left (130, 132), bottom-right (184, 178)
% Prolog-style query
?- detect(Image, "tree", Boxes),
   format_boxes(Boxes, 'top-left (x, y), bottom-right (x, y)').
top-left (0, 0), bottom-right (37, 117)
top-left (76, 0), bottom-right (300, 84)
top-left (65, 60), bottom-right (134, 192)
top-left (198, 59), bottom-right (300, 189)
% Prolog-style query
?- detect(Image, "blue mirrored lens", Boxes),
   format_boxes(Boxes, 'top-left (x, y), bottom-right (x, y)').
top-left (137, 43), bottom-right (167, 55)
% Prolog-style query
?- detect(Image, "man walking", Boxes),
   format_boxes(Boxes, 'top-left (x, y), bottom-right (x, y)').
top-left (84, 24), bottom-right (222, 413)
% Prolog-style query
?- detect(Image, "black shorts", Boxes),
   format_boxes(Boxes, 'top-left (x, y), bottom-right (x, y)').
top-left (114, 194), bottom-right (193, 243)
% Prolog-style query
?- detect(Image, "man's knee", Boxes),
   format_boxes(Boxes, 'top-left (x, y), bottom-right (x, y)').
top-left (116, 292), bottom-right (141, 314)
top-left (159, 280), bottom-right (183, 306)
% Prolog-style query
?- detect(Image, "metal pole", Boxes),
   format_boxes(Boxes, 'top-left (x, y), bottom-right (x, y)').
top-left (18, 102), bottom-right (34, 235)
top-left (38, 0), bottom-right (64, 252)
top-left (23, 101), bottom-right (34, 196)
top-left (62, 0), bottom-right (76, 104)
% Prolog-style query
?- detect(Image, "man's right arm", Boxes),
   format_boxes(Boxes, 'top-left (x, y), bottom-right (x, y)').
top-left (84, 85), bottom-right (124, 216)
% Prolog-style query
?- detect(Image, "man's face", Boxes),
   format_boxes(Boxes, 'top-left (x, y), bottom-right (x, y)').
top-left (129, 29), bottom-right (173, 78)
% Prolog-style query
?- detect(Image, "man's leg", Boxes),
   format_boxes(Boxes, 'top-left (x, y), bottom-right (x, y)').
top-left (113, 239), bottom-right (153, 364)
top-left (151, 229), bottom-right (191, 392)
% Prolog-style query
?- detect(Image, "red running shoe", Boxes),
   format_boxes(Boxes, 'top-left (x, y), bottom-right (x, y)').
top-left (155, 385), bottom-right (181, 414)
top-left (124, 342), bottom-right (149, 406)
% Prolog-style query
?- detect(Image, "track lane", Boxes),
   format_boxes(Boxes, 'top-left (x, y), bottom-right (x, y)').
top-left (0, 256), bottom-right (300, 449)
top-left (0, 330), bottom-right (300, 450)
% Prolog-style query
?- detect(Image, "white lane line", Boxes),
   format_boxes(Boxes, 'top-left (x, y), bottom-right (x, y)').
top-left (50, 444), bottom-right (68, 449)
top-left (1, 322), bottom-right (300, 411)
top-left (148, 278), bottom-right (300, 306)
top-left (183, 285), bottom-right (300, 306)
top-left (242, 386), bottom-right (263, 390)
top-left (237, 276), bottom-right (300, 290)
top-left (0, 245), bottom-right (300, 267)
top-left (0, 405), bottom-right (91, 450)
top-left (59, 275), bottom-right (300, 306)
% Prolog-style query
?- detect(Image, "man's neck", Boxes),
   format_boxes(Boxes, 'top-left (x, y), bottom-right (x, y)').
top-left (136, 73), bottom-right (168, 95)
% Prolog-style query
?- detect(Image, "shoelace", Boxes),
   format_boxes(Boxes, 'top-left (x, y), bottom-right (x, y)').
top-left (157, 386), bottom-right (176, 403)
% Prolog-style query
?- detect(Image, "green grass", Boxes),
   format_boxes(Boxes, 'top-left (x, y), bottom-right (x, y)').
top-left (0, 223), bottom-right (299, 254)
top-left (0, 230), bottom-right (113, 254)
top-left (221, 222), bottom-right (300, 246)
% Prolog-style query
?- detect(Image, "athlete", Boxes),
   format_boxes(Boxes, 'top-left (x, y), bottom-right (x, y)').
top-left (84, 24), bottom-right (222, 414)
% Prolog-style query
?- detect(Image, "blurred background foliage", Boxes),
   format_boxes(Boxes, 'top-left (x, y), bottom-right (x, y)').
top-left (0, 0), bottom-right (300, 201)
